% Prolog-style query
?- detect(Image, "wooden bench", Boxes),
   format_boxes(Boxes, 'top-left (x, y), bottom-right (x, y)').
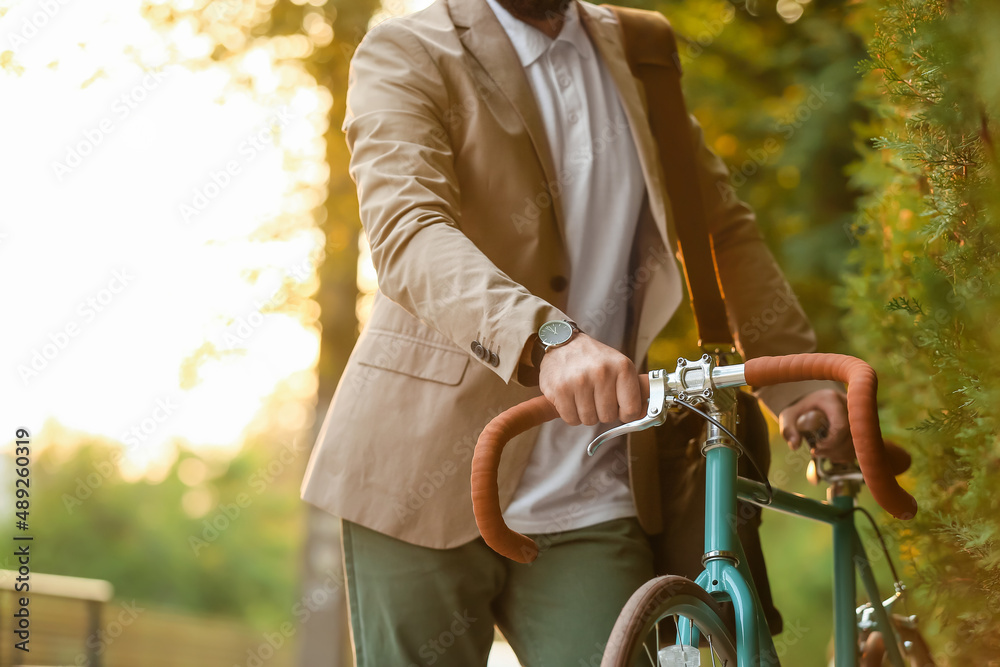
top-left (0, 569), bottom-right (113, 667)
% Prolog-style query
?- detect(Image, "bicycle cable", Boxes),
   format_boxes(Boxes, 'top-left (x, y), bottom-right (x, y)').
top-left (852, 505), bottom-right (902, 585)
top-left (674, 399), bottom-right (905, 600)
top-left (672, 397), bottom-right (774, 505)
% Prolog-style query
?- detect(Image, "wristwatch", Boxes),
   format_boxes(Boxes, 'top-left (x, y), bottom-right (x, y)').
top-left (531, 319), bottom-right (580, 367)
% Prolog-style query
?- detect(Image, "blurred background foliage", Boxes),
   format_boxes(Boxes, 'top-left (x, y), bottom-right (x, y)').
top-left (5, 426), bottom-right (304, 629)
top-left (2, 0), bottom-right (997, 663)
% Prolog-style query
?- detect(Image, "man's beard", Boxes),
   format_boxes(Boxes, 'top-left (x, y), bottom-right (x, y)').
top-left (496, 0), bottom-right (571, 21)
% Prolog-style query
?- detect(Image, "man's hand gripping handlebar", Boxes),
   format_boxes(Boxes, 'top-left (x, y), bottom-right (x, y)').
top-left (471, 353), bottom-right (918, 563)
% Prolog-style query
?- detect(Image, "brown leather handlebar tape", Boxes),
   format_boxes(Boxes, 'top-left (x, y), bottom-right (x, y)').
top-left (744, 354), bottom-right (917, 520)
top-left (470, 395), bottom-right (559, 563)
top-left (883, 441), bottom-right (912, 477)
top-left (471, 375), bottom-right (651, 563)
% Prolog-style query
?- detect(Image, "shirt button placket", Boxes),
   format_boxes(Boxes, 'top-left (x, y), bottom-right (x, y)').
top-left (556, 51), bottom-right (589, 164)
top-left (553, 49), bottom-right (581, 126)
top-left (567, 85), bottom-right (582, 127)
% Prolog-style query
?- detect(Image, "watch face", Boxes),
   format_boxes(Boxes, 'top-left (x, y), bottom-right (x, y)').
top-left (539, 320), bottom-right (574, 347)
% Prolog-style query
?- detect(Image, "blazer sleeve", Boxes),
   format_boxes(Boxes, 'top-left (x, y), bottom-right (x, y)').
top-left (342, 21), bottom-right (567, 385)
top-left (689, 114), bottom-right (842, 417)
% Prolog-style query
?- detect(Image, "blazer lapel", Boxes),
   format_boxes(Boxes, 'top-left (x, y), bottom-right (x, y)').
top-left (577, 1), bottom-right (674, 250)
top-left (448, 0), bottom-right (567, 241)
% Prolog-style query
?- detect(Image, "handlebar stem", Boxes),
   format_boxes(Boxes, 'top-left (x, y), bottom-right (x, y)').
top-left (666, 354), bottom-right (747, 400)
top-left (586, 357), bottom-right (747, 455)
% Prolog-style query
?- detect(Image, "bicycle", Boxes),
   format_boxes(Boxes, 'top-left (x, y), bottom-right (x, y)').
top-left (471, 352), bottom-right (936, 666)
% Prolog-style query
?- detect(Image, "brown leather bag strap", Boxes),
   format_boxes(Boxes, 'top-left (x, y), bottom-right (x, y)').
top-left (606, 5), bottom-right (734, 350)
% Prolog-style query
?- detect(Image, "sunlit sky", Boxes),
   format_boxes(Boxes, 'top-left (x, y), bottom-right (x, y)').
top-left (0, 1), bottom-right (523, 659)
top-left (0, 0), bottom-right (370, 475)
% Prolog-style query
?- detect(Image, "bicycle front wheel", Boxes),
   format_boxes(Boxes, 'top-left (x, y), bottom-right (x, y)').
top-left (602, 575), bottom-right (738, 667)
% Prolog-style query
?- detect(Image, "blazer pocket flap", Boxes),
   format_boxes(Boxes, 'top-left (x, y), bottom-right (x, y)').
top-left (356, 330), bottom-right (469, 386)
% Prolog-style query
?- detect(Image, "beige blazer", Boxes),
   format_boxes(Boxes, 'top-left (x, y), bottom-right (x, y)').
top-left (301, 0), bottom-right (833, 548)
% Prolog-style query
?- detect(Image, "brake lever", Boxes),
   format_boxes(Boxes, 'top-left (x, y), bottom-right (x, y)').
top-left (587, 369), bottom-right (669, 456)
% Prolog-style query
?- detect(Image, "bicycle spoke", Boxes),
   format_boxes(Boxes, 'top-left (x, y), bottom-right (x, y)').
top-left (643, 638), bottom-right (655, 665)
top-left (604, 577), bottom-right (738, 667)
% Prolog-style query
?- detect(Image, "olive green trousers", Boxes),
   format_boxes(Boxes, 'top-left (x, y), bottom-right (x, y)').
top-left (342, 517), bottom-right (654, 667)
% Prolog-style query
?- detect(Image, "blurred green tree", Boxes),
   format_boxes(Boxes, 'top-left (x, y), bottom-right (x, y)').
top-left (641, 0), bottom-right (868, 355)
top-left (140, 1), bottom-right (381, 661)
top-left (2, 424), bottom-right (304, 631)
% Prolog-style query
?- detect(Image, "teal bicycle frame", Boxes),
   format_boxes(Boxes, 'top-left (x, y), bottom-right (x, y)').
top-left (682, 383), bottom-right (907, 666)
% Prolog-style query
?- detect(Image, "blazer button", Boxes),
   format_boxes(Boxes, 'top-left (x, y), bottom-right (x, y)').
top-left (488, 351), bottom-right (499, 367)
top-left (550, 275), bottom-right (568, 292)
top-left (470, 341), bottom-right (486, 359)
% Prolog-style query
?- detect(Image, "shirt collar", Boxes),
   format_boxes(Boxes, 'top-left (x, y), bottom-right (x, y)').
top-left (483, 0), bottom-right (592, 67)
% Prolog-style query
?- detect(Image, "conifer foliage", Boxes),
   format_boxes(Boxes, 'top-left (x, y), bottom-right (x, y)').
top-left (844, 0), bottom-right (1000, 657)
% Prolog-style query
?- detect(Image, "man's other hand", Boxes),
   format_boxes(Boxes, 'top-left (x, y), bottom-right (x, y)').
top-left (538, 334), bottom-right (643, 426)
top-left (778, 388), bottom-right (854, 463)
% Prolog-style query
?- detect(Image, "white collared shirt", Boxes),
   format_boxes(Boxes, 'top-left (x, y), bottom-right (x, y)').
top-left (485, 0), bottom-right (651, 533)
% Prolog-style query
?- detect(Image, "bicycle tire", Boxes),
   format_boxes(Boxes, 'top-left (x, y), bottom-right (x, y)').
top-left (602, 575), bottom-right (738, 667)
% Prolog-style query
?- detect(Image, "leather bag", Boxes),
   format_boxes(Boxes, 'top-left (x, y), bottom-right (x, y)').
top-left (607, 4), bottom-right (783, 635)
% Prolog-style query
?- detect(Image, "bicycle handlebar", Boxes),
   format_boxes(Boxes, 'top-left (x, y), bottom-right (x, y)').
top-left (743, 354), bottom-right (916, 519)
top-left (471, 353), bottom-right (917, 563)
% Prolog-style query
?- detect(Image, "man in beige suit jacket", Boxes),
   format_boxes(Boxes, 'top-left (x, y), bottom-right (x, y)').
top-left (301, 0), bottom-right (849, 663)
